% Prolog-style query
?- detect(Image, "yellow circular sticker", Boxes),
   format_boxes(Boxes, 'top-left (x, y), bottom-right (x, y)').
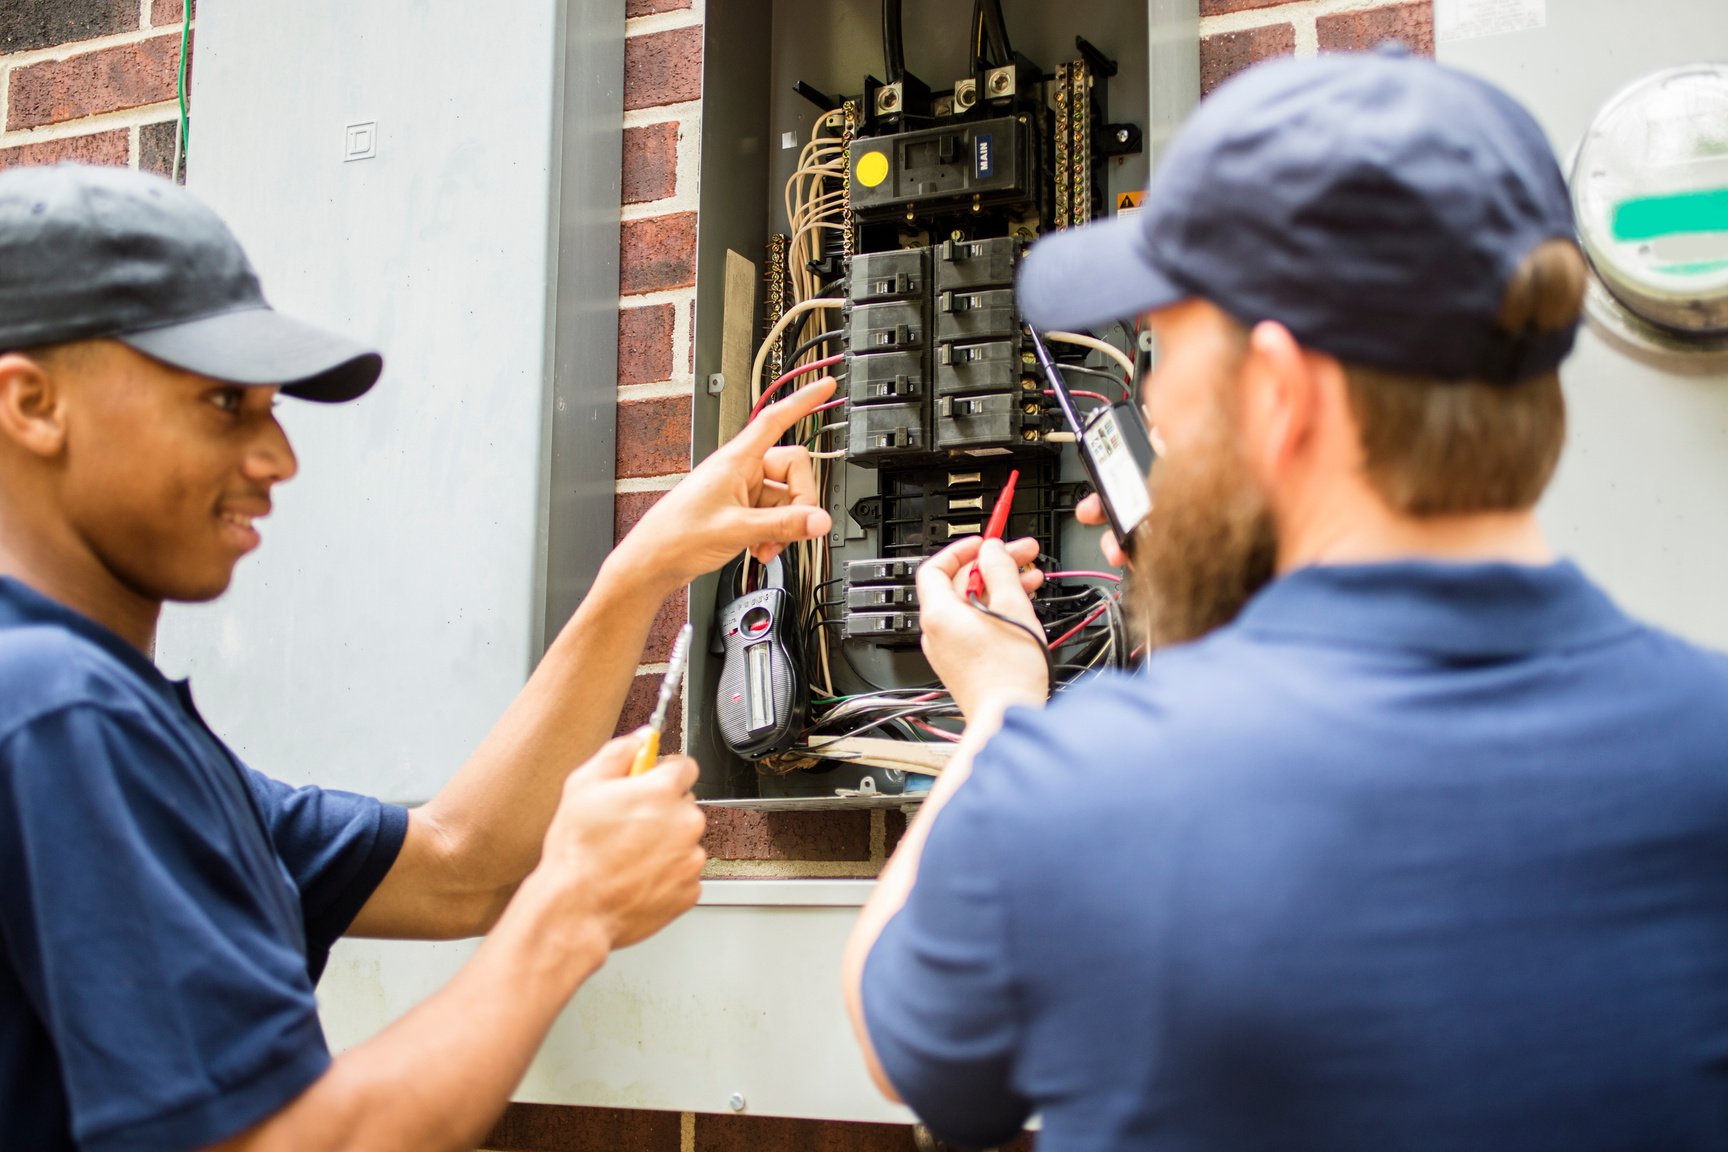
top-left (856, 150), bottom-right (890, 189)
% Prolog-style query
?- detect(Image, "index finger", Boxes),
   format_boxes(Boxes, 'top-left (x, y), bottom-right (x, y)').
top-left (738, 378), bottom-right (838, 454)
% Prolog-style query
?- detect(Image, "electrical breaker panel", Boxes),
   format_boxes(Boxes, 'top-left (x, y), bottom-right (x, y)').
top-left (709, 0), bottom-right (1148, 801)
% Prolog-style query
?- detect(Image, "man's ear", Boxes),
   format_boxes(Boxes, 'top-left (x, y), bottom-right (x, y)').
top-left (0, 353), bottom-right (70, 459)
top-left (1238, 319), bottom-right (1316, 485)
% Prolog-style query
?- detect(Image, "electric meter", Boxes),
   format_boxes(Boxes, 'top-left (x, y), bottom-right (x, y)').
top-left (1572, 64), bottom-right (1728, 343)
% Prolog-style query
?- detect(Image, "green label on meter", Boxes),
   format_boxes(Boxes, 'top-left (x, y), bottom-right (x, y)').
top-left (1612, 188), bottom-right (1728, 242)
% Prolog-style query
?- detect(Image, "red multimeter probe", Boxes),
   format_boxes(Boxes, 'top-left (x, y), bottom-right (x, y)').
top-left (966, 468), bottom-right (1020, 602)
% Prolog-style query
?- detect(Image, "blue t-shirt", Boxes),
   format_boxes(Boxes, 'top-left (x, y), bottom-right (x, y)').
top-left (864, 561), bottom-right (1728, 1152)
top-left (0, 578), bottom-right (408, 1152)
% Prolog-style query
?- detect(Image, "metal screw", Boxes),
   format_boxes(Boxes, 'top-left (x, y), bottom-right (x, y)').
top-left (728, 1093), bottom-right (746, 1113)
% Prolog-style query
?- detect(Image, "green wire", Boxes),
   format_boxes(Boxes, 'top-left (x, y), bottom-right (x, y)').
top-left (173, 1), bottom-right (191, 183)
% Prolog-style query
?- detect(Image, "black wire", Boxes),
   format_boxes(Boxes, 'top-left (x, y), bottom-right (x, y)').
top-left (883, 0), bottom-right (906, 83)
top-left (967, 592), bottom-right (1054, 692)
top-left (981, 0), bottom-right (1012, 65)
top-left (970, 0), bottom-right (988, 72)
top-left (807, 704), bottom-right (954, 748)
top-left (1057, 363), bottom-right (1133, 399)
top-left (784, 329), bottom-right (844, 365)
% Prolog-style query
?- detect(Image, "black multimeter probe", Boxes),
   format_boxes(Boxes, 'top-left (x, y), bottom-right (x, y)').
top-left (1025, 325), bottom-right (1157, 558)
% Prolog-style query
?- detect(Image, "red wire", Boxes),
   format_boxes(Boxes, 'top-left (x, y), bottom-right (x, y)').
top-left (751, 354), bottom-right (846, 422)
top-left (1048, 600), bottom-right (1114, 648)
top-left (1044, 388), bottom-right (1112, 406)
top-left (913, 720), bottom-right (964, 743)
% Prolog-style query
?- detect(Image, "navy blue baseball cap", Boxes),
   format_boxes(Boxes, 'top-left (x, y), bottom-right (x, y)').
top-left (1018, 49), bottom-right (1580, 385)
top-left (0, 164), bottom-right (381, 402)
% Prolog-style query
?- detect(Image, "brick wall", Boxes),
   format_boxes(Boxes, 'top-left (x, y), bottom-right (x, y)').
top-left (1, 1), bottom-right (1432, 1148)
top-left (1199, 0), bottom-right (1434, 94)
top-left (0, 0), bottom-right (192, 177)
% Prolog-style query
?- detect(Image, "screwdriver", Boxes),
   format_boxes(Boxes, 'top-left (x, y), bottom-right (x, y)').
top-left (630, 622), bottom-right (695, 776)
top-left (966, 468), bottom-right (1020, 602)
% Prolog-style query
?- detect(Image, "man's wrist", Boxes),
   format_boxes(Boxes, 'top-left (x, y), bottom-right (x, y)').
top-left (492, 872), bottom-right (613, 998)
top-left (964, 686), bottom-right (1047, 735)
top-left (596, 542), bottom-right (685, 605)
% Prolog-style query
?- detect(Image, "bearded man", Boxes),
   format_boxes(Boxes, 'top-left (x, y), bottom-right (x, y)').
top-left (842, 49), bottom-right (1728, 1152)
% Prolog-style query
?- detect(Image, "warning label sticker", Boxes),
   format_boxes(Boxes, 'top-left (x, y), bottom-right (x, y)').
top-left (1436, 0), bottom-right (1545, 43)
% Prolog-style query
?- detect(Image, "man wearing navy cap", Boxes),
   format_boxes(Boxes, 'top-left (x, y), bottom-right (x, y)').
top-left (845, 49), bottom-right (1728, 1151)
top-left (0, 164), bottom-right (835, 1151)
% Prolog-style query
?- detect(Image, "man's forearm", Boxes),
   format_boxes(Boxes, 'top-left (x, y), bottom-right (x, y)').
top-left (842, 697), bottom-right (1036, 1098)
top-left (428, 554), bottom-right (674, 895)
top-left (214, 878), bottom-right (605, 1152)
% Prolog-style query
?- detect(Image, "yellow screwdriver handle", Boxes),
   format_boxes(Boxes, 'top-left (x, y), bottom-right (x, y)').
top-left (629, 729), bottom-right (661, 777)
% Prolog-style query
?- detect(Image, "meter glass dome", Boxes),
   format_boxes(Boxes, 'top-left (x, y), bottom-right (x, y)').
top-left (1573, 64), bottom-right (1728, 336)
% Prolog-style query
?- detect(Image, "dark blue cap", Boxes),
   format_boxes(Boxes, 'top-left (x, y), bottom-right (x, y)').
top-left (0, 165), bottom-right (381, 402)
top-left (1018, 49), bottom-right (1580, 384)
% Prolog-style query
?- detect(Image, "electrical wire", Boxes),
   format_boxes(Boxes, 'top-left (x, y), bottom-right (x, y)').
top-left (1044, 388), bottom-right (1111, 406)
top-left (883, 0), bottom-right (907, 84)
top-left (1049, 598), bottom-right (1117, 649)
top-left (968, 592), bottom-right (1055, 688)
top-left (784, 329), bottom-right (845, 365)
top-left (172, 1), bottom-right (192, 184)
top-left (1057, 363), bottom-right (1133, 399)
top-left (982, 0), bottom-right (1013, 62)
top-left (754, 299), bottom-right (846, 404)
top-left (751, 353), bottom-right (846, 422)
top-left (1044, 330), bottom-right (1135, 378)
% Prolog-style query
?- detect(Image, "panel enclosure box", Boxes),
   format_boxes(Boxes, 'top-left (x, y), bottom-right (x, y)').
top-left (688, 0), bottom-right (1193, 804)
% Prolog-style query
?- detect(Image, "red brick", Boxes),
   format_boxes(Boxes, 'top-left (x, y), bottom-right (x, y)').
top-left (0, 128), bottom-right (128, 171)
top-left (1199, 0), bottom-right (1294, 14)
top-left (153, 0), bottom-right (195, 25)
top-left (620, 211), bottom-right (697, 296)
top-left (616, 394), bottom-right (692, 479)
top-left (485, 1103), bottom-right (681, 1151)
top-left (624, 26), bottom-right (702, 112)
top-left (695, 1115), bottom-right (1036, 1152)
top-left (619, 303), bottom-right (676, 386)
top-left (626, 0), bottom-right (692, 15)
top-left (622, 121), bottom-right (679, 205)
top-left (1317, 2), bottom-right (1435, 56)
top-left (1199, 23), bottom-right (1294, 96)
top-left (642, 587), bottom-right (690, 665)
top-left (615, 489), bottom-right (670, 546)
top-left (617, 672), bottom-right (684, 751)
top-left (137, 118), bottom-right (185, 181)
top-left (701, 809), bottom-right (873, 863)
top-left (8, 33), bottom-right (186, 131)
top-left (2, 0), bottom-right (138, 54)
top-left (885, 809), bottom-right (911, 855)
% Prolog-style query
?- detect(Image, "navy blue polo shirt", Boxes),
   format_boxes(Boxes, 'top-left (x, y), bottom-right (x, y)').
top-left (0, 577), bottom-right (408, 1152)
top-left (864, 560), bottom-right (1728, 1152)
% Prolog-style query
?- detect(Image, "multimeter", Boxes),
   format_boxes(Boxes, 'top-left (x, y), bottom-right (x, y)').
top-left (1026, 325), bottom-right (1157, 555)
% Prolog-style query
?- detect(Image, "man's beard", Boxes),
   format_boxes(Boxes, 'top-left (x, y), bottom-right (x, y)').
top-left (1127, 408), bottom-right (1278, 650)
